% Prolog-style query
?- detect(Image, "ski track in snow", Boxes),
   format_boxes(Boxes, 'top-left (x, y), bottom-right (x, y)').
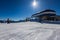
top-left (0, 22), bottom-right (60, 40)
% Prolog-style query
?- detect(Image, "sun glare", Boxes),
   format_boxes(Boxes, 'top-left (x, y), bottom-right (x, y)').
top-left (33, 1), bottom-right (36, 6)
top-left (32, 0), bottom-right (37, 7)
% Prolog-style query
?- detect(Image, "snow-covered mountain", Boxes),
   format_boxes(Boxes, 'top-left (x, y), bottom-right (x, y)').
top-left (0, 22), bottom-right (60, 40)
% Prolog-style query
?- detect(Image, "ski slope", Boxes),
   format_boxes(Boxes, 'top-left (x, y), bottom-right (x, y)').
top-left (0, 22), bottom-right (60, 40)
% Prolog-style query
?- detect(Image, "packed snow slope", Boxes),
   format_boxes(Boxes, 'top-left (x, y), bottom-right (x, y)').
top-left (0, 22), bottom-right (60, 40)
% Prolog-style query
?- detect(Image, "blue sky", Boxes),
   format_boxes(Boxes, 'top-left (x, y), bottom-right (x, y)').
top-left (0, 0), bottom-right (60, 20)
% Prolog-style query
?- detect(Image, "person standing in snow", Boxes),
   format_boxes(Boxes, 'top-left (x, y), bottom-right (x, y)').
top-left (7, 18), bottom-right (10, 24)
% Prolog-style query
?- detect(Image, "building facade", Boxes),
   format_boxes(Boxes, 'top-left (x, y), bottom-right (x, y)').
top-left (31, 9), bottom-right (60, 22)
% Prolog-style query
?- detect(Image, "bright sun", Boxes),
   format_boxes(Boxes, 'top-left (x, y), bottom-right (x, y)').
top-left (32, 0), bottom-right (37, 7)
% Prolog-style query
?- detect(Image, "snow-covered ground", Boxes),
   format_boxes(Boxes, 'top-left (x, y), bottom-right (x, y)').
top-left (0, 22), bottom-right (60, 40)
